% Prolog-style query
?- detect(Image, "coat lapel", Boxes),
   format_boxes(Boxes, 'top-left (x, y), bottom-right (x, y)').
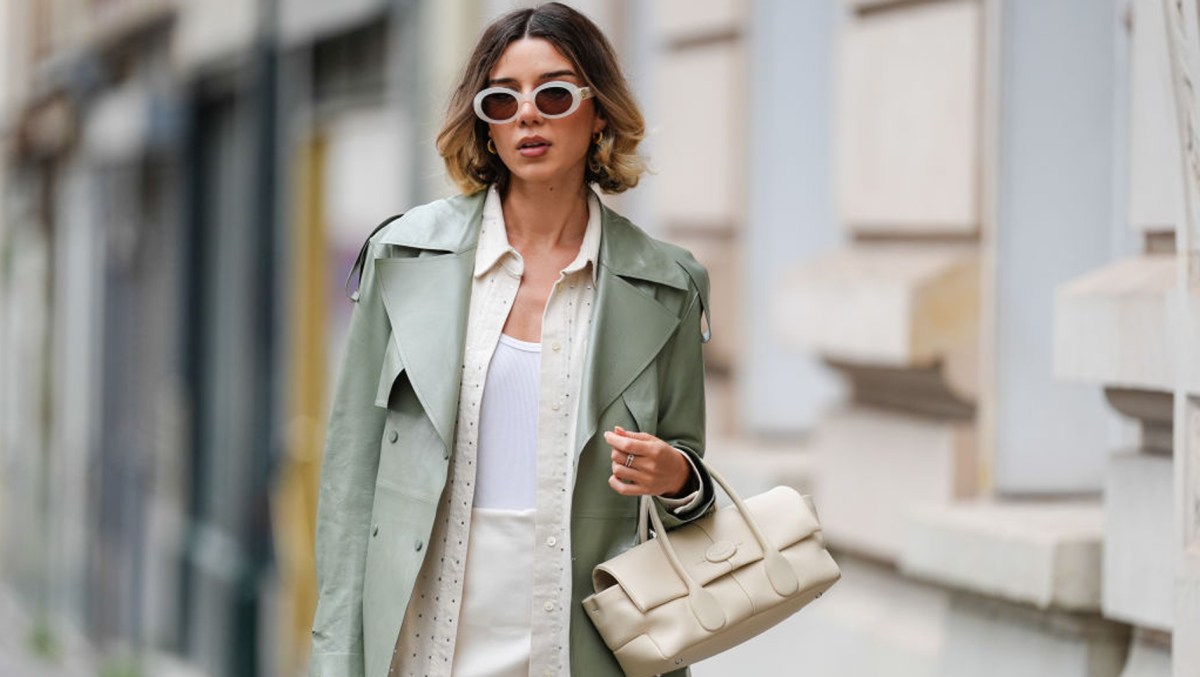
top-left (575, 200), bottom-right (692, 458)
top-left (375, 254), bottom-right (473, 452)
top-left (373, 192), bottom-right (486, 452)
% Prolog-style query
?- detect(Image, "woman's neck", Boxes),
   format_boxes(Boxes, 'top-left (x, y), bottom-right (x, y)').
top-left (501, 178), bottom-right (590, 252)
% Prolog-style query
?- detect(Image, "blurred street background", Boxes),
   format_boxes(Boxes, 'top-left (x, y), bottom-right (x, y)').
top-left (1, 0), bottom-right (1199, 675)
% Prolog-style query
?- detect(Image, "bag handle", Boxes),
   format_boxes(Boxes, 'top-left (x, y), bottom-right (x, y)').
top-left (637, 456), bottom-right (800, 632)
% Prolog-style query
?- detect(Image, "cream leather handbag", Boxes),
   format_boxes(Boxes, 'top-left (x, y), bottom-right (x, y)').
top-left (582, 459), bottom-right (841, 676)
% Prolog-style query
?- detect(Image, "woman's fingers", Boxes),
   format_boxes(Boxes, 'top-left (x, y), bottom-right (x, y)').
top-left (610, 448), bottom-right (660, 473)
top-left (609, 458), bottom-right (672, 496)
top-left (605, 427), bottom-right (691, 497)
top-left (614, 425), bottom-right (656, 441)
top-left (611, 461), bottom-right (651, 484)
top-left (603, 430), bottom-right (649, 455)
top-left (608, 473), bottom-right (642, 496)
top-left (607, 467), bottom-right (662, 496)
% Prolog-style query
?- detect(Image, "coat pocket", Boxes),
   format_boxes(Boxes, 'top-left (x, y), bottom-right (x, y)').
top-left (374, 336), bottom-right (406, 409)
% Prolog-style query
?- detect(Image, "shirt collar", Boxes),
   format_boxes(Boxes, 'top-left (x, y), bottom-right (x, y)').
top-left (473, 184), bottom-right (602, 284)
top-left (473, 186), bottom-right (518, 278)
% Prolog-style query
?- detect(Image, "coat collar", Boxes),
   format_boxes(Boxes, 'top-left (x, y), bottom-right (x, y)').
top-left (376, 189), bottom-right (487, 253)
top-left (372, 186), bottom-right (691, 456)
top-left (593, 197), bottom-right (689, 292)
top-left (375, 186), bottom-right (690, 289)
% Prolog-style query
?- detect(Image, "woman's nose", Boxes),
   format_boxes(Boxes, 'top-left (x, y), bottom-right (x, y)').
top-left (517, 97), bottom-right (542, 124)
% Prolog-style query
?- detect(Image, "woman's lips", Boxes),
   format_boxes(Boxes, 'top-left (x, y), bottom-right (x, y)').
top-left (516, 135), bottom-right (550, 158)
top-left (518, 142), bottom-right (550, 158)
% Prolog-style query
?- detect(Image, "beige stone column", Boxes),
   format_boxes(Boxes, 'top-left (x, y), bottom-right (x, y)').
top-left (1054, 0), bottom-right (1200, 674)
top-left (1161, 1), bottom-right (1200, 675)
top-left (651, 0), bottom-right (747, 434)
top-left (780, 0), bottom-right (983, 563)
top-left (780, 1), bottom-right (1131, 674)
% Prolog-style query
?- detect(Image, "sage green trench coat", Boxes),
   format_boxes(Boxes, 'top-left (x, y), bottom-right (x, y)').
top-left (309, 188), bottom-right (715, 677)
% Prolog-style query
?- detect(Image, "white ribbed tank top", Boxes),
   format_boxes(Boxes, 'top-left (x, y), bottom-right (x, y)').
top-left (473, 332), bottom-right (541, 510)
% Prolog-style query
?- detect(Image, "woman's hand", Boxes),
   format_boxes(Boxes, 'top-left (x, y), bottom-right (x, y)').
top-left (605, 426), bottom-right (692, 497)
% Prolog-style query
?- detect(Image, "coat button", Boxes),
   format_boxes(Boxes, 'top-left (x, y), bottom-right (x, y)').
top-left (389, 430), bottom-right (399, 443)
top-left (349, 290), bottom-right (360, 303)
top-left (372, 524), bottom-right (379, 537)
top-left (443, 448), bottom-right (451, 460)
top-left (414, 539), bottom-right (424, 552)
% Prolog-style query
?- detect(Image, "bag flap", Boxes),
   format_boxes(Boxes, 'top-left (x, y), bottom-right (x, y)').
top-left (591, 486), bottom-right (823, 612)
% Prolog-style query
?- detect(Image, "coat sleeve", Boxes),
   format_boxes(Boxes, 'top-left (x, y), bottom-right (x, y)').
top-left (651, 253), bottom-right (716, 531)
top-left (310, 242), bottom-right (390, 677)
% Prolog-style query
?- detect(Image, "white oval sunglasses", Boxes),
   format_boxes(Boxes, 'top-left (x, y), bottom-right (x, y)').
top-left (473, 80), bottom-right (594, 124)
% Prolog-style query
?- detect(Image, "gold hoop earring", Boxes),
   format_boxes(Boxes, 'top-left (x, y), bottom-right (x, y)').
top-left (589, 131), bottom-right (606, 174)
top-left (486, 138), bottom-right (497, 154)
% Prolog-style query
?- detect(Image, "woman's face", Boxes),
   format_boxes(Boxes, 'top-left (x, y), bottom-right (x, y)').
top-left (484, 37), bottom-right (605, 189)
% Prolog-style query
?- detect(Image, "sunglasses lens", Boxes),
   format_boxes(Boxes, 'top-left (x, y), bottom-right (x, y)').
top-left (480, 92), bottom-right (518, 121)
top-left (535, 86), bottom-right (574, 116)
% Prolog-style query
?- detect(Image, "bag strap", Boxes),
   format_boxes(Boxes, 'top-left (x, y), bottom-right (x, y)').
top-left (637, 456), bottom-right (800, 631)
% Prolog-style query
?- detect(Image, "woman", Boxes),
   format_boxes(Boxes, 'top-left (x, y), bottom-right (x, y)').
top-left (310, 4), bottom-right (713, 676)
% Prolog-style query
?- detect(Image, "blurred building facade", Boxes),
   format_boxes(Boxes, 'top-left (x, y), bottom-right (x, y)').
top-left (0, 1), bottom-right (1197, 677)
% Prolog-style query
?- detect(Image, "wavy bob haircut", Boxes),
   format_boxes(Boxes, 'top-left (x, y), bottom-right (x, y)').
top-left (437, 2), bottom-right (647, 195)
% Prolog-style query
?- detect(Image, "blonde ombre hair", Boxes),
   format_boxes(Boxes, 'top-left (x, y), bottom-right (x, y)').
top-left (436, 3), bottom-right (647, 195)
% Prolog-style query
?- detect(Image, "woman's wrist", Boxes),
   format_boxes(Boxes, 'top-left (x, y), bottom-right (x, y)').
top-left (660, 450), bottom-right (699, 498)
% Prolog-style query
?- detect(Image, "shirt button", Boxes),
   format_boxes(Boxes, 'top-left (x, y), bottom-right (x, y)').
top-left (551, 402), bottom-right (561, 411)
top-left (546, 537), bottom-right (557, 547)
top-left (551, 341), bottom-right (562, 352)
top-left (543, 601), bottom-right (555, 612)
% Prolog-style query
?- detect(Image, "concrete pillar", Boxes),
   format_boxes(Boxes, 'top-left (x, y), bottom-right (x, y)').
top-left (991, 0), bottom-right (1123, 494)
top-left (782, 0), bottom-right (986, 562)
top-left (1055, 0), bottom-right (1200, 675)
top-left (743, 0), bottom-right (841, 435)
top-left (1160, 2), bottom-right (1200, 674)
top-left (776, 0), bottom-right (1130, 674)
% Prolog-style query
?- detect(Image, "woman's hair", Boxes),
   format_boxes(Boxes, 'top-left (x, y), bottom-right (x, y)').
top-left (436, 2), bottom-right (646, 195)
